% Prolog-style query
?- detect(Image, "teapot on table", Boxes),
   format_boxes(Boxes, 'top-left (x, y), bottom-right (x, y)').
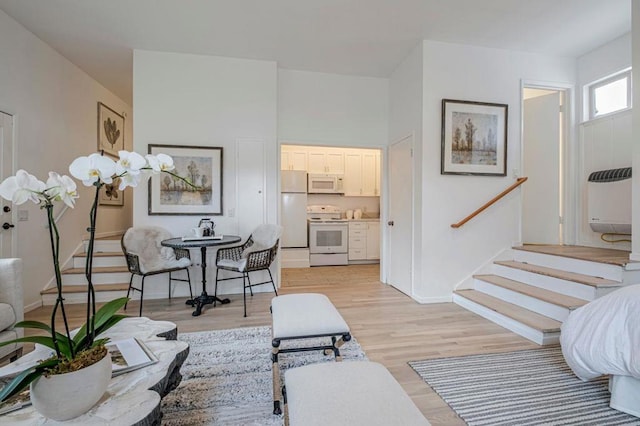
top-left (198, 218), bottom-right (215, 236)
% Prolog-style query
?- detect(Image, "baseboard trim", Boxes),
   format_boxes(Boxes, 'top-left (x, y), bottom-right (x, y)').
top-left (24, 300), bottom-right (43, 313)
top-left (413, 295), bottom-right (452, 304)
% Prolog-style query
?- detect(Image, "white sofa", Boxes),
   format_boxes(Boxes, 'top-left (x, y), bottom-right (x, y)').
top-left (0, 258), bottom-right (23, 363)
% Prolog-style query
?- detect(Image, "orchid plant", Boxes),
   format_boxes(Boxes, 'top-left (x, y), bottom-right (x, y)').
top-left (0, 150), bottom-right (191, 403)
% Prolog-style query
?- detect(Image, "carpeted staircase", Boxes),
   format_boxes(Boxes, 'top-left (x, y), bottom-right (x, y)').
top-left (453, 245), bottom-right (640, 345)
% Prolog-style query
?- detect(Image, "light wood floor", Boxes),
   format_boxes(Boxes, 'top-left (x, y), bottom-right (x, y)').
top-left (24, 264), bottom-right (540, 425)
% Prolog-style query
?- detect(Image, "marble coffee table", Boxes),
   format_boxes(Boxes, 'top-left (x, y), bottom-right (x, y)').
top-left (0, 317), bottom-right (189, 425)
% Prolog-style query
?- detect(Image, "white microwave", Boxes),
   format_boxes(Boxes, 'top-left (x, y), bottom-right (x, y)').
top-left (308, 174), bottom-right (344, 194)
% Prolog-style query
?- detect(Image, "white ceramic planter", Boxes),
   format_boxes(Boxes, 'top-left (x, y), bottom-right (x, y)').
top-left (30, 351), bottom-right (112, 421)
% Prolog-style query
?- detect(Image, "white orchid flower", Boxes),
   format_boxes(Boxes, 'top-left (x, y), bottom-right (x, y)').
top-left (146, 154), bottom-right (175, 174)
top-left (0, 169), bottom-right (45, 205)
top-left (115, 150), bottom-right (146, 176)
top-left (46, 172), bottom-right (78, 208)
top-left (69, 153), bottom-right (116, 186)
top-left (118, 172), bottom-right (142, 190)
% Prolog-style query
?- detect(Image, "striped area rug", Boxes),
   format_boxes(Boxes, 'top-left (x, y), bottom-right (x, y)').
top-left (409, 346), bottom-right (640, 426)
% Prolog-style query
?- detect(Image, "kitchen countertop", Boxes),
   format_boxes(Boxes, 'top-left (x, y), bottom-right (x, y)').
top-left (347, 217), bottom-right (380, 222)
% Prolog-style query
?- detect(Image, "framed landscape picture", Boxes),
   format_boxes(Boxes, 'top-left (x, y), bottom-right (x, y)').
top-left (148, 144), bottom-right (223, 215)
top-left (441, 99), bottom-right (508, 176)
top-left (97, 102), bottom-right (125, 157)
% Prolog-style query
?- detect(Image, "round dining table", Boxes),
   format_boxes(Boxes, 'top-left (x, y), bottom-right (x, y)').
top-left (161, 235), bottom-right (241, 316)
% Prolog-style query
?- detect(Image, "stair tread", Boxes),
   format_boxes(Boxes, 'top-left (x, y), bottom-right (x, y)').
top-left (62, 266), bottom-right (129, 274)
top-left (495, 260), bottom-right (621, 287)
top-left (513, 245), bottom-right (636, 268)
top-left (455, 289), bottom-right (561, 332)
top-left (41, 283), bottom-right (129, 295)
top-left (74, 251), bottom-right (124, 258)
top-left (474, 274), bottom-right (588, 309)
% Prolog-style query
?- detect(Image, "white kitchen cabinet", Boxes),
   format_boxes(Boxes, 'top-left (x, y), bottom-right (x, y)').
top-left (362, 151), bottom-right (380, 196)
top-left (307, 147), bottom-right (345, 174)
top-left (348, 221), bottom-right (380, 261)
top-left (281, 147), bottom-right (308, 171)
top-left (365, 221), bottom-right (380, 259)
top-left (344, 152), bottom-right (363, 196)
top-left (344, 149), bottom-right (380, 196)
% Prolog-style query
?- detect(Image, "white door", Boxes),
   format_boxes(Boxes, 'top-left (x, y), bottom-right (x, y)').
top-left (387, 136), bottom-right (413, 296)
top-left (236, 139), bottom-right (266, 240)
top-left (523, 92), bottom-right (561, 244)
top-left (0, 111), bottom-right (14, 258)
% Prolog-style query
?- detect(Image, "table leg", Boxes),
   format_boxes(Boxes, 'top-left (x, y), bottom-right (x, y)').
top-left (187, 246), bottom-right (231, 316)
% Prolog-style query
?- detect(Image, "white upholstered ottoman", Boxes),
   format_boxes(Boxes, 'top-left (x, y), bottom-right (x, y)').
top-left (284, 361), bottom-right (431, 426)
top-left (271, 293), bottom-right (351, 415)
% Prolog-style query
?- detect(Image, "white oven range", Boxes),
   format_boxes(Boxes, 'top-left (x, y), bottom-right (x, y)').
top-left (307, 205), bottom-right (348, 266)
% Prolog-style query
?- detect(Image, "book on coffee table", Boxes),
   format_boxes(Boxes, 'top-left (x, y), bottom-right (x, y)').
top-left (0, 388), bottom-right (30, 415)
top-left (107, 338), bottom-right (158, 377)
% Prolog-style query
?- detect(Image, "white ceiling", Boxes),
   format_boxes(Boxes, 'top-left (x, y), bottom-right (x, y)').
top-left (0, 0), bottom-right (631, 104)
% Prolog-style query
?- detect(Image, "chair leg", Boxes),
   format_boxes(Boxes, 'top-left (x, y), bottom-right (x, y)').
top-left (267, 268), bottom-right (277, 297)
top-left (124, 274), bottom-right (134, 311)
top-left (168, 271), bottom-right (172, 300)
top-left (243, 272), bottom-right (247, 317)
top-left (139, 276), bottom-right (145, 317)
top-left (214, 268), bottom-right (220, 307)
top-left (247, 273), bottom-right (254, 296)
top-left (186, 268), bottom-right (193, 300)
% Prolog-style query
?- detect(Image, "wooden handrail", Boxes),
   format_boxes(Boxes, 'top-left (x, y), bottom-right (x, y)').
top-left (451, 177), bottom-right (528, 229)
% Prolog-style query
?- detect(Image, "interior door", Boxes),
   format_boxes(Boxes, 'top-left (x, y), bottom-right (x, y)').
top-left (523, 92), bottom-right (561, 244)
top-left (0, 111), bottom-right (14, 258)
top-left (388, 136), bottom-right (413, 296)
top-left (236, 138), bottom-right (266, 239)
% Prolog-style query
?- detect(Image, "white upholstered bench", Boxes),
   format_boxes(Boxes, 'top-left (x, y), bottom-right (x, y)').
top-left (283, 361), bottom-right (431, 426)
top-left (271, 293), bottom-right (351, 415)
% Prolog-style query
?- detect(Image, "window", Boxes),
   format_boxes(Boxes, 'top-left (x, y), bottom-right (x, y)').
top-left (588, 69), bottom-right (631, 120)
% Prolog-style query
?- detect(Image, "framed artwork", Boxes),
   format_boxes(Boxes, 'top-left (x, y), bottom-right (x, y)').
top-left (99, 177), bottom-right (124, 206)
top-left (441, 99), bottom-right (508, 176)
top-left (148, 144), bottom-right (223, 216)
top-left (97, 102), bottom-right (125, 157)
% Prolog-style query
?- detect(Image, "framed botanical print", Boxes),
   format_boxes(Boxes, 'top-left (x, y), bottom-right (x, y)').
top-left (97, 102), bottom-right (125, 157)
top-left (99, 177), bottom-right (124, 206)
top-left (148, 144), bottom-right (223, 215)
top-left (441, 99), bottom-right (508, 176)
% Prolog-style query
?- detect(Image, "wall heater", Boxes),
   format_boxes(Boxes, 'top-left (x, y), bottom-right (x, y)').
top-left (587, 167), bottom-right (632, 234)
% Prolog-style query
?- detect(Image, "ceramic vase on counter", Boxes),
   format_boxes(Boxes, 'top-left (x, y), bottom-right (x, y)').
top-left (354, 209), bottom-right (362, 219)
top-left (346, 210), bottom-right (354, 219)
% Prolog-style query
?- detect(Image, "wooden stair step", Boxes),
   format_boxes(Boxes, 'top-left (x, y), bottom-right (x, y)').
top-left (62, 266), bottom-right (129, 274)
top-left (41, 283), bottom-right (130, 295)
top-left (512, 245), bottom-right (636, 267)
top-left (495, 260), bottom-right (620, 287)
top-left (74, 251), bottom-right (124, 258)
top-left (474, 274), bottom-right (588, 309)
top-left (454, 289), bottom-right (561, 333)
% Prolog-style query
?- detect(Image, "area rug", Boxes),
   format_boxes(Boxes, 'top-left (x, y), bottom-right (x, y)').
top-left (161, 326), bottom-right (367, 425)
top-left (409, 346), bottom-right (640, 426)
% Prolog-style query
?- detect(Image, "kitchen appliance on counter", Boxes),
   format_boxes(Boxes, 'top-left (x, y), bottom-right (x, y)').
top-left (307, 205), bottom-right (348, 266)
top-left (308, 174), bottom-right (344, 194)
top-left (281, 170), bottom-right (308, 248)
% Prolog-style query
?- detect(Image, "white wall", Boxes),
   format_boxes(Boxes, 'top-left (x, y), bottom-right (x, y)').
top-left (576, 34), bottom-right (632, 250)
top-left (632, 2), bottom-right (640, 261)
top-left (133, 50), bottom-right (278, 296)
top-left (417, 40), bottom-right (575, 301)
top-left (278, 69), bottom-right (388, 148)
top-left (0, 10), bottom-right (132, 309)
top-left (388, 43), bottom-right (424, 296)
